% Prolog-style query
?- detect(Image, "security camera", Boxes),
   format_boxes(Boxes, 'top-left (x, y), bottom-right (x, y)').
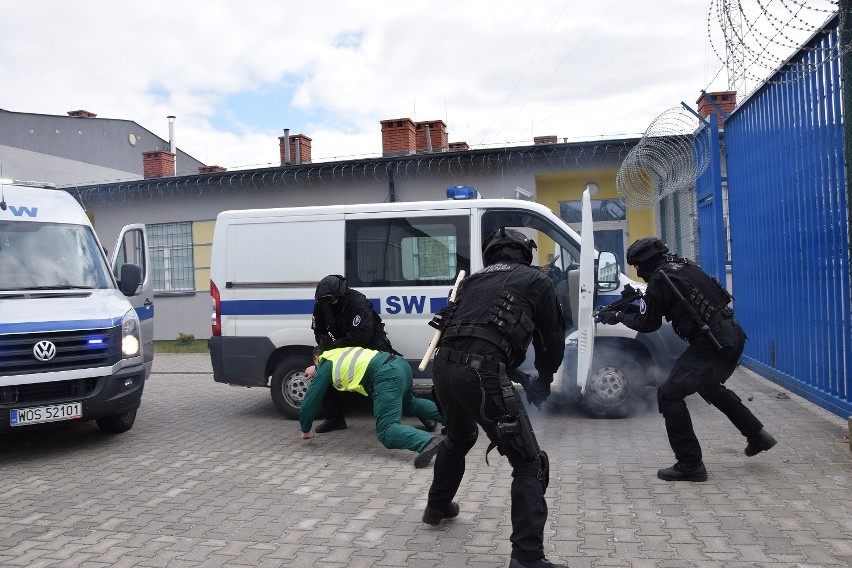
top-left (515, 186), bottom-right (533, 199)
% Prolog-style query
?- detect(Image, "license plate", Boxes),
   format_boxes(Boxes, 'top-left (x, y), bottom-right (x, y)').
top-left (10, 402), bottom-right (83, 426)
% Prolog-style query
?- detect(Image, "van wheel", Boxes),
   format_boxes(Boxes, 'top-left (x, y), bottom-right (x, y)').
top-left (96, 408), bottom-right (137, 434)
top-left (577, 348), bottom-right (637, 419)
top-left (271, 355), bottom-right (313, 420)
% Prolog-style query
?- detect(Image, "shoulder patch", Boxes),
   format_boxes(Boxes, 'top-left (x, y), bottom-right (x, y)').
top-left (352, 315), bottom-right (362, 327)
top-left (639, 298), bottom-right (647, 315)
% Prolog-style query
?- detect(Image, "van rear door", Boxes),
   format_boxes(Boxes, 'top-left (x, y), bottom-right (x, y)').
top-left (111, 224), bottom-right (153, 376)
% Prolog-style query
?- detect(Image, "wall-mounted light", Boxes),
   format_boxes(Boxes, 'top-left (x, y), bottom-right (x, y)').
top-left (584, 181), bottom-right (599, 196)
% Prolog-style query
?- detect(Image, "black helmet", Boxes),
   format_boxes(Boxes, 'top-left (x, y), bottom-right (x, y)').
top-left (315, 274), bottom-right (347, 304)
top-left (483, 227), bottom-right (537, 265)
top-left (626, 237), bottom-right (669, 266)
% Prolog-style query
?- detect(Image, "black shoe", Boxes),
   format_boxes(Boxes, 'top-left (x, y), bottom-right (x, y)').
top-left (422, 501), bottom-right (459, 526)
top-left (744, 429), bottom-right (777, 456)
top-left (420, 418), bottom-right (438, 432)
top-left (414, 436), bottom-right (442, 469)
top-left (508, 557), bottom-right (568, 568)
top-left (315, 416), bottom-right (347, 434)
top-left (656, 461), bottom-right (708, 482)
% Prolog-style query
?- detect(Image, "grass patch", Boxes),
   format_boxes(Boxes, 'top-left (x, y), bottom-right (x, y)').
top-left (154, 339), bottom-right (209, 353)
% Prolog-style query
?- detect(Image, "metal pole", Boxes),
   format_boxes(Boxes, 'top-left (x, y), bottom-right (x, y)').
top-left (841, 1), bottom-right (852, 291)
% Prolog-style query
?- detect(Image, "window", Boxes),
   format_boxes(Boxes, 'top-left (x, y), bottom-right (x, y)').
top-left (148, 222), bottom-right (195, 292)
top-left (345, 217), bottom-right (470, 287)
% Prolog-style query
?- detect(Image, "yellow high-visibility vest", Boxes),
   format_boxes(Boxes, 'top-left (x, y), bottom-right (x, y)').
top-left (319, 347), bottom-right (379, 397)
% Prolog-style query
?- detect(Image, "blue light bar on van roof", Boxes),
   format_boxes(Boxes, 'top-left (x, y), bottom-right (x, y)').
top-left (446, 185), bottom-right (479, 200)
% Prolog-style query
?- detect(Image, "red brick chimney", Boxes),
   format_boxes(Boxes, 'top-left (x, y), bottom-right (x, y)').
top-left (67, 110), bottom-right (97, 118)
top-left (697, 91), bottom-right (737, 129)
top-left (279, 134), bottom-right (312, 165)
top-left (449, 141), bottom-right (469, 151)
top-left (143, 150), bottom-right (176, 178)
top-left (198, 165), bottom-right (227, 174)
top-left (415, 120), bottom-right (448, 153)
top-left (533, 135), bottom-right (558, 145)
top-left (381, 118), bottom-right (416, 156)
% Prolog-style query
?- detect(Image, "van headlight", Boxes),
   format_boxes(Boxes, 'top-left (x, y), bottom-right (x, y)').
top-left (121, 309), bottom-right (141, 357)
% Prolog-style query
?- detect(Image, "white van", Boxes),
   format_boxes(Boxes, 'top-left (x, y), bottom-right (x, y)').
top-left (208, 188), bottom-right (685, 419)
top-left (0, 180), bottom-right (153, 434)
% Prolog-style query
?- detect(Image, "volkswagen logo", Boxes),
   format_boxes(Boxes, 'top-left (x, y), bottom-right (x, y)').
top-left (33, 340), bottom-right (57, 362)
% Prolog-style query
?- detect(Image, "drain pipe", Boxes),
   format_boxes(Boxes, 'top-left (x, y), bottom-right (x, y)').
top-left (283, 128), bottom-right (291, 164)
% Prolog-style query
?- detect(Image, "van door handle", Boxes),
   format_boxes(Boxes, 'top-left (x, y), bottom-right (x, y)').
top-left (144, 299), bottom-right (153, 308)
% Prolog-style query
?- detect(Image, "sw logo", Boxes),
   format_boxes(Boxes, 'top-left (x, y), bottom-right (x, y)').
top-left (385, 295), bottom-right (427, 315)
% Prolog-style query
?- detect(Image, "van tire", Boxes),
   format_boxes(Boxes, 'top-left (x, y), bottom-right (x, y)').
top-left (96, 408), bottom-right (137, 434)
top-left (577, 347), bottom-right (637, 419)
top-left (271, 355), bottom-right (314, 420)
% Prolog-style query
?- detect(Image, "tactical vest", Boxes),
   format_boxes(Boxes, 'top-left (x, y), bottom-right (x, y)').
top-left (658, 258), bottom-right (733, 342)
top-left (440, 262), bottom-right (536, 368)
top-left (319, 347), bottom-right (379, 396)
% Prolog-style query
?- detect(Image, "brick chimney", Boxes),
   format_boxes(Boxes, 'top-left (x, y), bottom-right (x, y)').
top-left (198, 165), bottom-right (227, 174)
top-left (415, 120), bottom-right (448, 153)
top-left (449, 141), bottom-right (469, 151)
top-left (697, 91), bottom-right (737, 129)
top-left (381, 118), bottom-right (417, 156)
top-left (533, 135), bottom-right (558, 145)
top-left (67, 110), bottom-right (97, 118)
top-left (143, 150), bottom-right (176, 178)
top-left (279, 134), bottom-right (312, 165)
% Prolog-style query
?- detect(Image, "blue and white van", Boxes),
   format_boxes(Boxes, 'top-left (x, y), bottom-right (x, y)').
top-left (208, 188), bottom-right (685, 419)
top-left (0, 179), bottom-right (153, 434)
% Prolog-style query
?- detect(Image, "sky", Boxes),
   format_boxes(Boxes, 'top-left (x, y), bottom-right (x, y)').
top-left (0, 0), bottom-right (837, 172)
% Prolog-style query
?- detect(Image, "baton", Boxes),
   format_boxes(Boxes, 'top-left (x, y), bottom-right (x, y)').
top-left (418, 270), bottom-right (465, 371)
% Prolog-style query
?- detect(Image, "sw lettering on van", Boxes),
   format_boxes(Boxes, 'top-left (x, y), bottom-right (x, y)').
top-left (208, 191), bottom-right (686, 420)
top-left (0, 179), bottom-right (154, 435)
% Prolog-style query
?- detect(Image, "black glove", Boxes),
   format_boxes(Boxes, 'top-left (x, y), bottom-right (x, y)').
top-left (597, 311), bottom-right (620, 325)
top-left (516, 372), bottom-right (550, 410)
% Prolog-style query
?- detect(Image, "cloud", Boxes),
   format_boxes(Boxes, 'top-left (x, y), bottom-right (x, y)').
top-left (0, 0), bottom-right (834, 176)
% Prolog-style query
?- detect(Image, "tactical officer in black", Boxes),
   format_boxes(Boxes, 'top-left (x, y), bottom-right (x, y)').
top-left (312, 275), bottom-right (395, 433)
top-left (598, 237), bottom-right (776, 482)
top-left (422, 229), bottom-right (567, 568)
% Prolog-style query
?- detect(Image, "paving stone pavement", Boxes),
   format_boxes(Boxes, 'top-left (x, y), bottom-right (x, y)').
top-left (1, 353), bottom-right (850, 567)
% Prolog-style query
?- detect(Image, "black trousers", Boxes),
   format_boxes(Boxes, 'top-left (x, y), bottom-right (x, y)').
top-left (427, 358), bottom-right (548, 561)
top-left (658, 323), bottom-right (763, 464)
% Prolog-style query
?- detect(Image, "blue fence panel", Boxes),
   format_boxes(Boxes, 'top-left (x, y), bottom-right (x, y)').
top-left (695, 117), bottom-right (726, 282)
top-left (723, 17), bottom-right (851, 418)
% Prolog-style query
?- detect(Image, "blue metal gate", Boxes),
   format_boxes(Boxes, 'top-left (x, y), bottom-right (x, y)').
top-left (706, 15), bottom-right (851, 418)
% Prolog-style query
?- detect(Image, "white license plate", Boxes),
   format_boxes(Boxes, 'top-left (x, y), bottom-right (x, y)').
top-left (10, 402), bottom-right (83, 426)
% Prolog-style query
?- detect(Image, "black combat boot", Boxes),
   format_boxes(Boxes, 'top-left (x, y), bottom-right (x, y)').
top-left (422, 501), bottom-right (459, 525)
top-left (744, 428), bottom-right (777, 456)
top-left (315, 416), bottom-right (347, 433)
top-left (508, 557), bottom-right (568, 568)
top-left (656, 461), bottom-right (708, 482)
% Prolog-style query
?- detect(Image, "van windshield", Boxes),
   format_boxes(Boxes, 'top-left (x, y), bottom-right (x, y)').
top-left (0, 221), bottom-right (113, 291)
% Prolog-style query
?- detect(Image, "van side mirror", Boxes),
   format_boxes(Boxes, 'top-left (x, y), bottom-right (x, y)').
top-left (597, 251), bottom-right (619, 292)
top-left (118, 263), bottom-right (143, 296)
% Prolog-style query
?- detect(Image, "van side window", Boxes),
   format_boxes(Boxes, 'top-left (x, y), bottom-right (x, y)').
top-left (346, 217), bottom-right (470, 287)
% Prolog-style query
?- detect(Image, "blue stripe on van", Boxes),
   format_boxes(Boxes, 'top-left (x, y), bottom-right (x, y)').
top-left (430, 297), bottom-right (449, 312)
top-left (136, 306), bottom-right (154, 321)
top-left (221, 299), bottom-right (317, 316)
top-left (0, 317), bottom-right (124, 334)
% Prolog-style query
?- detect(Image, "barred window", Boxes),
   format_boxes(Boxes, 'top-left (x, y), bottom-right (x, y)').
top-left (148, 222), bottom-right (195, 292)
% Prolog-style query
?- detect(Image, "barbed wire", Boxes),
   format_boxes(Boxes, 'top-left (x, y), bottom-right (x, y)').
top-left (65, 141), bottom-right (640, 207)
top-left (707, 0), bottom-right (842, 96)
top-left (615, 106), bottom-right (712, 210)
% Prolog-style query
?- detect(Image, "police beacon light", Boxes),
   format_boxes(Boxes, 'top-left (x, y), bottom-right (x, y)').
top-left (446, 186), bottom-right (479, 200)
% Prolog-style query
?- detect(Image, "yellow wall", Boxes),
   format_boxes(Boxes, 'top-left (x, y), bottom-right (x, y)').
top-left (193, 220), bottom-right (215, 292)
top-left (534, 169), bottom-right (656, 278)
